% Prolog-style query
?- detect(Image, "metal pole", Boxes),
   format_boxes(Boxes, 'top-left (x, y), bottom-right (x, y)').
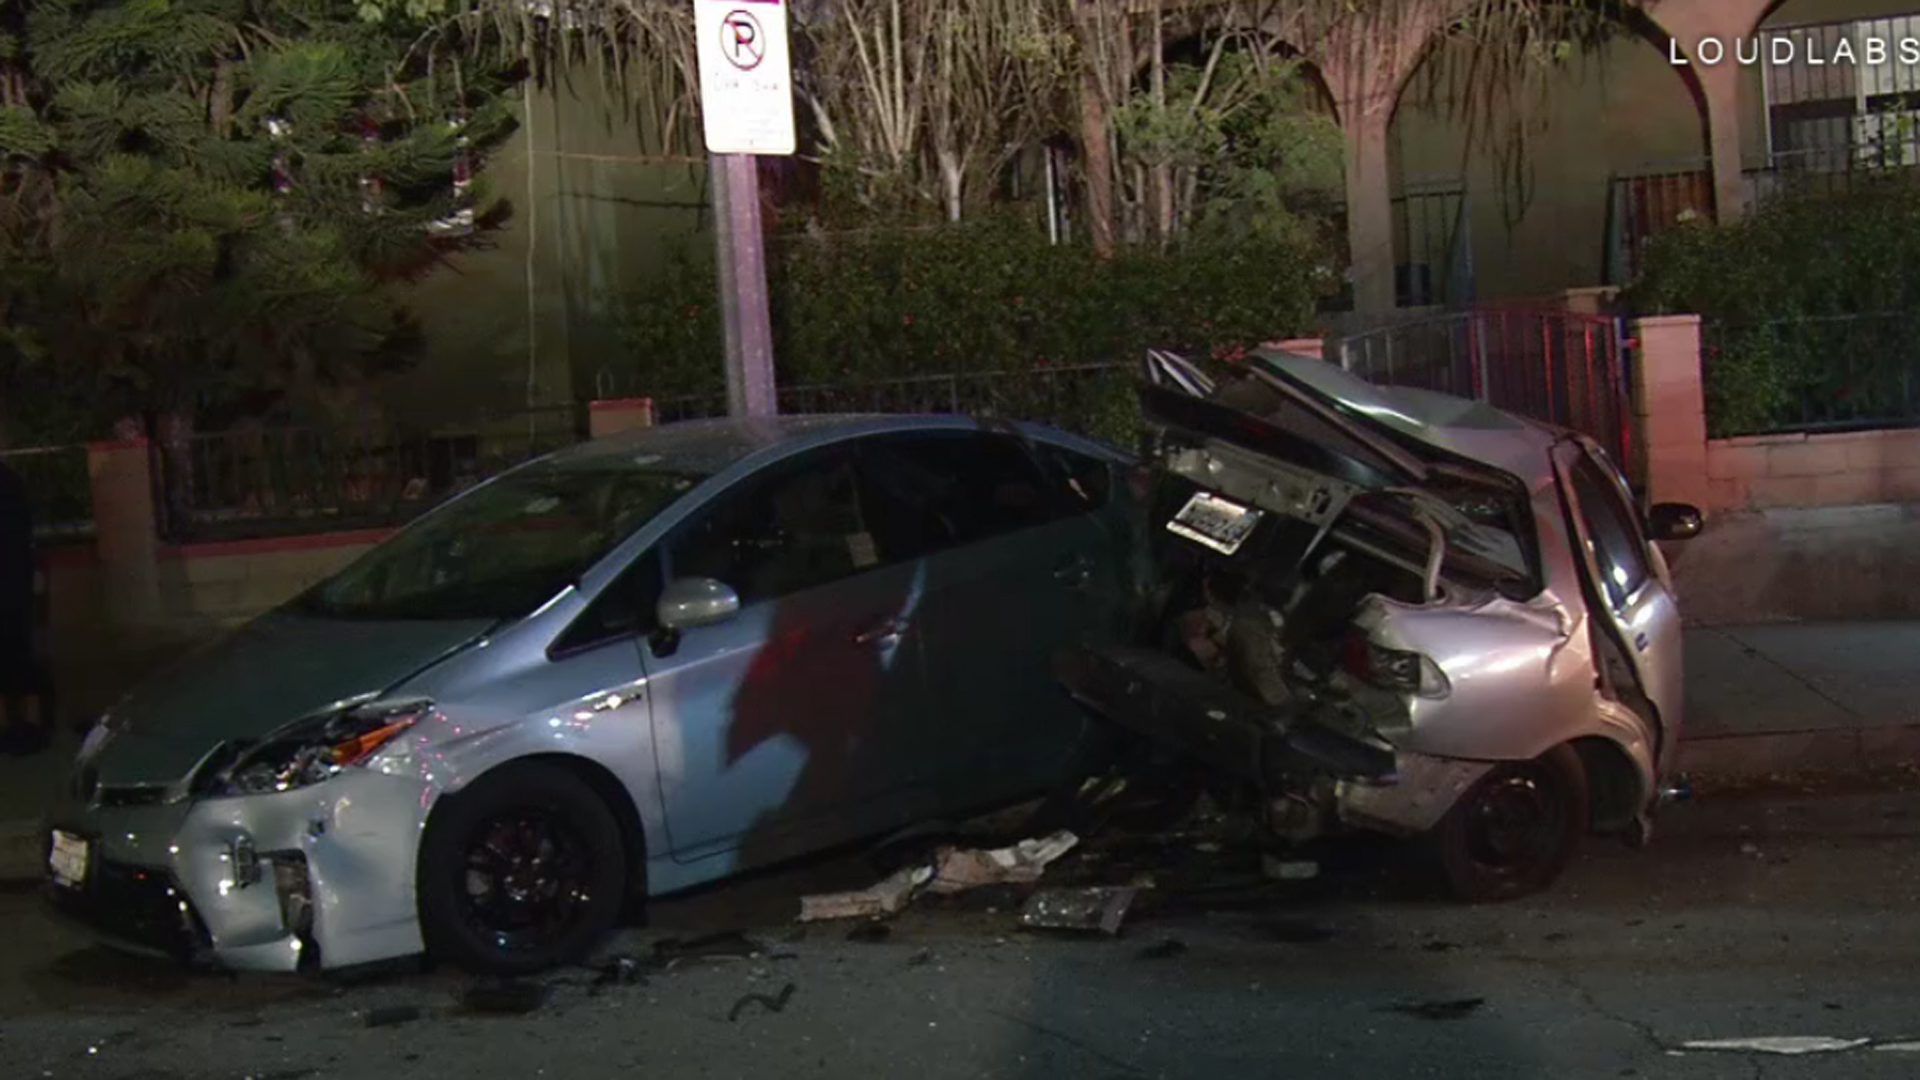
top-left (711, 152), bottom-right (778, 418)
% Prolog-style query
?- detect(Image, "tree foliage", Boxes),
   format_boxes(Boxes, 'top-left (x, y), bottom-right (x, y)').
top-left (0, 0), bottom-right (525, 436)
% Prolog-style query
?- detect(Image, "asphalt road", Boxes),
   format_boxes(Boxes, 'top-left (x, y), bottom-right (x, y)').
top-left (7, 782), bottom-right (1920, 1080)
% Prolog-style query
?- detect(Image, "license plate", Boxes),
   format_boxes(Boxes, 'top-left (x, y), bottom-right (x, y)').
top-left (1167, 491), bottom-right (1265, 556)
top-left (48, 830), bottom-right (88, 889)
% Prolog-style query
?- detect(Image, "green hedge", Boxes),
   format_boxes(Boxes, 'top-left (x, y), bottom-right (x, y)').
top-left (1626, 180), bottom-right (1920, 436)
top-left (609, 213), bottom-right (1320, 441)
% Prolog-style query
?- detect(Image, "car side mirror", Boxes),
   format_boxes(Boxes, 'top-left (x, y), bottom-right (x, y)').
top-left (656, 576), bottom-right (741, 631)
top-left (1647, 502), bottom-right (1703, 542)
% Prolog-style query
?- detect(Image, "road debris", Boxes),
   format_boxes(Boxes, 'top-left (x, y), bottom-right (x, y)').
top-left (1386, 998), bottom-right (1486, 1021)
top-left (927, 831), bottom-right (1080, 894)
top-left (1019, 886), bottom-right (1137, 935)
top-left (906, 949), bottom-right (933, 967)
top-left (728, 982), bottom-right (797, 1023)
top-left (799, 830), bottom-right (1080, 923)
top-left (846, 921), bottom-right (892, 943)
top-left (798, 864), bottom-right (933, 922)
top-left (459, 979), bottom-right (549, 1015)
top-left (1137, 938), bottom-right (1187, 960)
top-left (362, 1004), bottom-right (423, 1029)
top-left (589, 954), bottom-right (648, 990)
top-left (653, 931), bottom-right (764, 968)
top-left (1260, 854), bottom-right (1319, 881)
top-left (1681, 1036), bottom-right (1871, 1055)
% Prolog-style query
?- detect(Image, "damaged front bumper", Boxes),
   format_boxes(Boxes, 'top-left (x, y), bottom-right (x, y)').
top-left (41, 768), bottom-right (434, 973)
top-left (1056, 644), bottom-right (1492, 837)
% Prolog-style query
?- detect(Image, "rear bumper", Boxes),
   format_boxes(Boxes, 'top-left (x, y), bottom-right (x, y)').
top-left (1054, 644), bottom-right (1397, 789)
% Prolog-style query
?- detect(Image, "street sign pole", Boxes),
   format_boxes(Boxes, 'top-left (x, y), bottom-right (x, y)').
top-left (711, 154), bottom-right (777, 418)
top-left (695, 0), bottom-right (796, 420)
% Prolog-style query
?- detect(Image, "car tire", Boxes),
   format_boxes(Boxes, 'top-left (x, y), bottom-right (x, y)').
top-left (1431, 743), bottom-right (1589, 903)
top-left (417, 761), bottom-right (627, 976)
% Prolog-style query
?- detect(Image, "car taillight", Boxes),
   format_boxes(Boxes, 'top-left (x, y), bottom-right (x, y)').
top-left (1344, 632), bottom-right (1447, 697)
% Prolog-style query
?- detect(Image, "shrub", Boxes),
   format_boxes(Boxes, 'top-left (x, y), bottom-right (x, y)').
top-left (1626, 179), bottom-right (1920, 436)
top-left (607, 212), bottom-right (1321, 440)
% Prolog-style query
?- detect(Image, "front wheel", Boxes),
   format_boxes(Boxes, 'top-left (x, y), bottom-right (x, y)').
top-left (1430, 744), bottom-right (1589, 902)
top-left (417, 762), bottom-right (627, 976)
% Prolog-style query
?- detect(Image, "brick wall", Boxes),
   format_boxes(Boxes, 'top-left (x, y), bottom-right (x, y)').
top-left (1705, 428), bottom-right (1920, 512)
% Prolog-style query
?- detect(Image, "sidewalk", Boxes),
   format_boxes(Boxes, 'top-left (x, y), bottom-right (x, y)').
top-left (1677, 621), bottom-right (1920, 778)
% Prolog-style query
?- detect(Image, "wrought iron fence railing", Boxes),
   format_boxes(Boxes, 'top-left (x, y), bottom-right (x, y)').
top-left (1701, 311), bottom-right (1920, 438)
top-left (151, 406), bottom-right (587, 544)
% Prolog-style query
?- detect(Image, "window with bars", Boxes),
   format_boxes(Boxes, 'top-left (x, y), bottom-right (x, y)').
top-left (1761, 14), bottom-right (1920, 174)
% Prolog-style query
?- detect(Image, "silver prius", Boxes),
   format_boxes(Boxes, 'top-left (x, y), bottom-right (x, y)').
top-left (1059, 350), bottom-right (1702, 900)
top-left (44, 415), bottom-right (1141, 975)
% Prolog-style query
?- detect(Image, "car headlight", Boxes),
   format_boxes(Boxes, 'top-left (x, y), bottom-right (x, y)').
top-left (211, 700), bottom-right (432, 797)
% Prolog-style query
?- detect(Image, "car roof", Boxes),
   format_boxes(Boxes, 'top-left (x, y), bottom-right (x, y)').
top-left (537, 412), bottom-right (1128, 478)
top-left (1254, 350), bottom-right (1565, 485)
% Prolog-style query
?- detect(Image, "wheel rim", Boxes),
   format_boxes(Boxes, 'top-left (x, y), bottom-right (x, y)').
top-left (1462, 764), bottom-right (1566, 876)
top-left (459, 807), bottom-right (597, 954)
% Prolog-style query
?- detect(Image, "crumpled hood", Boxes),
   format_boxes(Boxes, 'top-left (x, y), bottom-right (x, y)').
top-left (89, 610), bottom-right (495, 786)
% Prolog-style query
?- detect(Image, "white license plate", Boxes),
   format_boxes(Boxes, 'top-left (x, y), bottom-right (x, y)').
top-left (48, 830), bottom-right (89, 889)
top-left (1167, 491), bottom-right (1265, 556)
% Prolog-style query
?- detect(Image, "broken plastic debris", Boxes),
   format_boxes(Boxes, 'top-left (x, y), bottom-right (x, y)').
top-left (798, 864), bottom-right (934, 921)
top-left (1681, 1037), bottom-right (1871, 1055)
top-left (1261, 854), bottom-right (1320, 881)
top-left (927, 830), bottom-right (1079, 895)
top-left (1019, 886), bottom-right (1137, 935)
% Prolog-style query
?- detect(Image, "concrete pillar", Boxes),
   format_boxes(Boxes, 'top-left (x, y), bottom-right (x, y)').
top-left (1341, 111), bottom-right (1397, 315)
top-left (1695, 60), bottom-right (1747, 222)
top-left (1654, 0), bottom-right (1776, 224)
top-left (589, 398), bottom-right (656, 439)
top-left (1630, 315), bottom-right (1711, 510)
top-left (86, 438), bottom-right (163, 625)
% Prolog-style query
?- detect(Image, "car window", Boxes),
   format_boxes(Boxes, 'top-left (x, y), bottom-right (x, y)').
top-left (552, 548), bottom-right (666, 656)
top-left (857, 432), bottom-right (1056, 558)
top-left (298, 466), bottom-right (699, 622)
top-left (1568, 454), bottom-right (1649, 609)
top-left (666, 448), bottom-right (877, 606)
top-left (1033, 442), bottom-right (1113, 512)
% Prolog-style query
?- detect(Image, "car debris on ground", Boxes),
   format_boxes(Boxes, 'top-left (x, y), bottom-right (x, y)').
top-left (1018, 886), bottom-right (1138, 935)
top-left (796, 830), bottom-right (1080, 923)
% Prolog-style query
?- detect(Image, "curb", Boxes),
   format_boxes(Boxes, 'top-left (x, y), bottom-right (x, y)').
top-left (1676, 724), bottom-right (1920, 780)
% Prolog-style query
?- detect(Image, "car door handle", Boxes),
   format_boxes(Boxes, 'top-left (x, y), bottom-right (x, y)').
top-left (1054, 557), bottom-right (1094, 588)
top-left (854, 618), bottom-right (909, 645)
top-left (1633, 632), bottom-right (1649, 652)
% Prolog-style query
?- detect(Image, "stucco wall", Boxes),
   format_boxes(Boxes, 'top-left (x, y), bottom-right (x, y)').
top-left (379, 77), bottom-right (711, 427)
top-left (1387, 0), bottom-right (1913, 301)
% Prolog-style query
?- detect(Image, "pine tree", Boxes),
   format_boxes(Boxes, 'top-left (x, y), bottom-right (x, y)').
top-left (1, 0), bottom-right (523, 428)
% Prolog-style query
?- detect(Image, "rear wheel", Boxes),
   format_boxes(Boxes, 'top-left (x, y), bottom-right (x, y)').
top-left (1431, 744), bottom-right (1588, 902)
top-left (417, 762), bottom-right (627, 976)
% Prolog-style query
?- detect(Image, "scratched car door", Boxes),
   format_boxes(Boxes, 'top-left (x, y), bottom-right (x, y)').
top-left (856, 430), bottom-right (1114, 804)
top-left (642, 443), bottom-right (934, 870)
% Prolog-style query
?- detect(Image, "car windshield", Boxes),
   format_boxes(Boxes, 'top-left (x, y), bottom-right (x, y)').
top-left (295, 465), bottom-right (702, 622)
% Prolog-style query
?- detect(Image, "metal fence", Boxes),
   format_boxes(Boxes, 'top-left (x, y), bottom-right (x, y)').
top-left (1700, 311), bottom-right (1920, 438)
top-left (0, 445), bottom-right (95, 543)
top-left (152, 406), bottom-right (588, 544)
top-left (1606, 163), bottom-right (1714, 286)
top-left (1331, 307), bottom-right (1636, 481)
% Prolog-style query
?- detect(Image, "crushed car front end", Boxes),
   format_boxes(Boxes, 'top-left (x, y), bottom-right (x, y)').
top-left (1058, 349), bottom-right (1670, 892)
top-left (44, 699), bottom-right (442, 973)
